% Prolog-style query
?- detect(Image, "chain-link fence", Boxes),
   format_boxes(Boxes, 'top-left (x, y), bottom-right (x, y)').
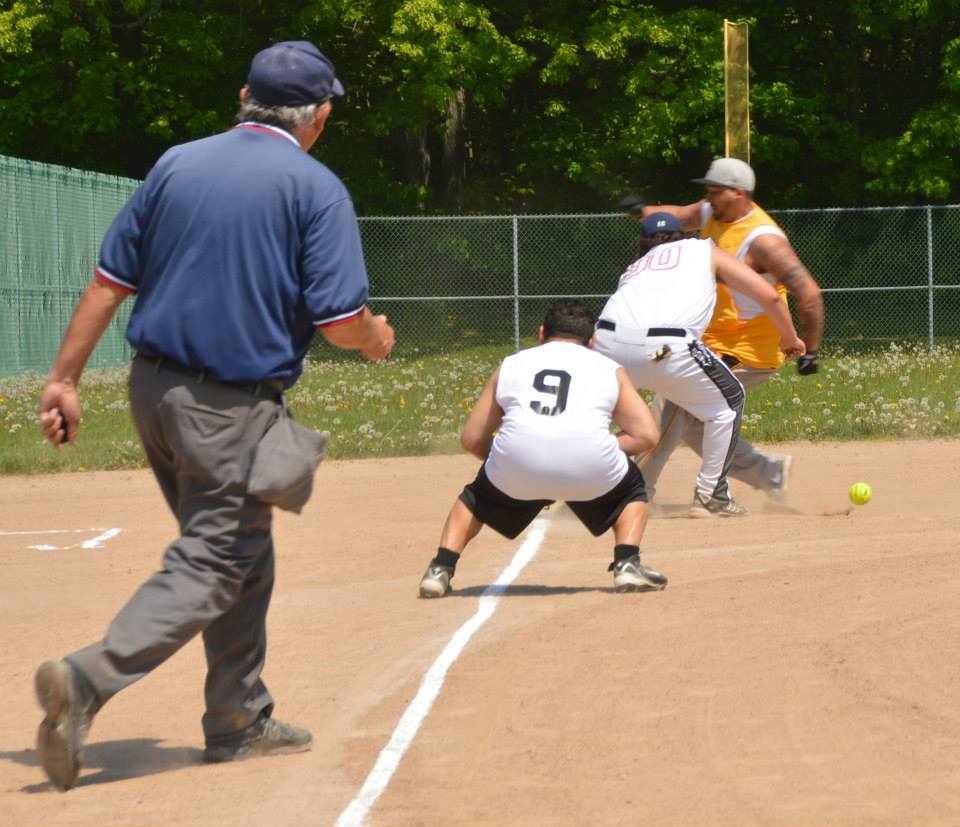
top-left (4, 152), bottom-right (960, 378)
top-left (773, 206), bottom-right (960, 350)
top-left (358, 214), bottom-right (641, 358)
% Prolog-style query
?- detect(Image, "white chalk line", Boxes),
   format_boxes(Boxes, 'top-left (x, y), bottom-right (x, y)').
top-left (333, 515), bottom-right (550, 827)
top-left (0, 527), bottom-right (122, 550)
top-left (0, 527), bottom-right (114, 536)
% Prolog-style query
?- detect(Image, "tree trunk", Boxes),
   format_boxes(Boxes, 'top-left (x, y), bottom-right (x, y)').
top-left (442, 86), bottom-right (466, 211)
top-left (397, 126), bottom-right (431, 209)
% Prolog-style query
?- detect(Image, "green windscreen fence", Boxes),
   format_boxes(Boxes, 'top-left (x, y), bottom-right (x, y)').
top-left (1, 155), bottom-right (138, 377)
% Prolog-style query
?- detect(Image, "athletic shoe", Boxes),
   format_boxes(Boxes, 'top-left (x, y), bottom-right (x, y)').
top-left (418, 564), bottom-right (454, 598)
top-left (689, 491), bottom-right (749, 517)
top-left (768, 454), bottom-right (793, 499)
top-left (610, 554), bottom-right (668, 593)
top-left (203, 714), bottom-right (312, 764)
top-left (35, 659), bottom-right (98, 791)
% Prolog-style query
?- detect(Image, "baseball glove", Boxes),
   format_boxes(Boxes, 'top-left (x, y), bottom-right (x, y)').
top-left (617, 194), bottom-right (646, 215)
top-left (797, 351), bottom-right (820, 375)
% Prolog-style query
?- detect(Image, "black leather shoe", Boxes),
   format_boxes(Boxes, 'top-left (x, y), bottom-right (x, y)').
top-left (203, 714), bottom-right (312, 764)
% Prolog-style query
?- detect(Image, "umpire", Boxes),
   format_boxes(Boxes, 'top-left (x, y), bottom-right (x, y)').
top-left (34, 40), bottom-right (394, 791)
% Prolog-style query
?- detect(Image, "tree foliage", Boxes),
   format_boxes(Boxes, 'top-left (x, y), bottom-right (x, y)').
top-left (2, 0), bottom-right (960, 212)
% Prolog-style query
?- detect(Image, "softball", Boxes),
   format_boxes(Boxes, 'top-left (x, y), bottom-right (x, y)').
top-left (848, 482), bottom-right (872, 506)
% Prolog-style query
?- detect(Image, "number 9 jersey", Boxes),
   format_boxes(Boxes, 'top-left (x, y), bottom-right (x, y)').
top-left (484, 340), bottom-right (629, 502)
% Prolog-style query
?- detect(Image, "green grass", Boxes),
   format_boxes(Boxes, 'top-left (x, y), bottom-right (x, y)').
top-left (3, 341), bottom-right (959, 475)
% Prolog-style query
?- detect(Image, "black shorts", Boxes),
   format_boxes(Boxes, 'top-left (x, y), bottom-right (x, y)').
top-left (458, 461), bottom-right (648, 540)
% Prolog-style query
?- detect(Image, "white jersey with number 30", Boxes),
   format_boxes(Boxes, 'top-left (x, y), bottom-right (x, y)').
top-left (484, 340), bottom-right (628, 502)
top-left (601, 237), bottom-right (716, 338)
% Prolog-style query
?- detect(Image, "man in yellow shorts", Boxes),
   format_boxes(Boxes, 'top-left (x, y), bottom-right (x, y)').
top-left (631, 158), bottom-right (824, 507)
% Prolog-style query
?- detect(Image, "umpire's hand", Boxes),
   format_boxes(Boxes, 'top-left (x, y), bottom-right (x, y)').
top-left (361, 314), bottom-right (395, 361)
top-left (39, 380), bottom-right (82, 447)
top-left (321, 307), bottom-right (395, 360)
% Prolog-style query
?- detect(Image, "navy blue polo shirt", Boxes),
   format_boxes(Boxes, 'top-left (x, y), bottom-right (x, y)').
top-left (96, 122), bottom-right (369, 386)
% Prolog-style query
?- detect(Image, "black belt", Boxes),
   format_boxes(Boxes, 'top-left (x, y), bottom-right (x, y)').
top-left (597, 319), bottom-right (686, 337)
top-left (134, 353), bottom-right (284, 401)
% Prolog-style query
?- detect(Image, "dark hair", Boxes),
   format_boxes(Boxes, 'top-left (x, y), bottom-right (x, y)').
top-left (542, 300), bottom-right (596, 345)
top-left (636, 229), bottom-right (686, 256)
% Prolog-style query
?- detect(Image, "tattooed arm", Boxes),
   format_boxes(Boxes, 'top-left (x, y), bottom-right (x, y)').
top-left (747, 233), bottom-right (824, 353)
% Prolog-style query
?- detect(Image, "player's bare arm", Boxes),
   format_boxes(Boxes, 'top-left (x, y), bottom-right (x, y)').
top-left (611, 368), bottom-right (659, 456)
top-left (713, 248), bottom-right (806, 359)
top-left (320, 306), bottom-right (395, 360)
top-left (460, 365), bottom-right (504, 460)
top-left (747, 233), bottom-right (825, 352)
top-left (640, 201), bottom-right (704, 232)
top-left (38, 276), bottom-right (129, 448)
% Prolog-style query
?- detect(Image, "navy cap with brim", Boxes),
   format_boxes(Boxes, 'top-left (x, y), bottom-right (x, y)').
top-left (640, 212), bottom-right (683, 236)
top-left (247, 40), bottom-right (345, 106)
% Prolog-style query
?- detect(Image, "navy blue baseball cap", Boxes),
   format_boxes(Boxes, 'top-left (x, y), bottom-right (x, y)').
top-left (640, 212), bottom-right (683, 236)
top-left (247, 41), bottom-right (345, 106)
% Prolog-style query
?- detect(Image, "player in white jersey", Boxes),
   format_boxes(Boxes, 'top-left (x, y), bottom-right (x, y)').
top-left (594, 213), bottom-right (805, 517)
top-left (418, 300), bottom-right (666, 598)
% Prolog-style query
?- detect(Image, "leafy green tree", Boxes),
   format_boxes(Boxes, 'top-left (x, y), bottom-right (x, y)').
top-left (479, 3), bottom-right (725, 211)
top-left (733, 1), bottom-right (960, 205)
top-left (862, 30), bottom-right (960, 201)
top-left (4, 1), bottom-right (960, 210)
top-left (0, 1), bottom-right (260, 175)
top-left (296, 0), bottom-right (534, 211)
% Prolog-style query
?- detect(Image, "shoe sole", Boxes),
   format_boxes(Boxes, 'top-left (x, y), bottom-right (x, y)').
top-left (782, 456), bottom-right (793, 491)
top-left (203, 740), bottom-right (313, 764)
top-left (768, 455), bottom-right (792, 499)
top-left (614, 570), bottom-right (668, 593)
top-left (35, 660), bottom-right (81, 791)
top-left (419, 584), bottom-right (449, 598)
top-left (689, 506), bottom-right (747, 518)
top-left (418, 578), bottom-right (450, 598)
top-left (614, 581), bottom-right (666, 593)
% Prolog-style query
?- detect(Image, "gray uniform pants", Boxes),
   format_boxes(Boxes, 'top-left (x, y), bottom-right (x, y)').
top-left (594, 327), bottom-right (745, 504)
top-left (67, 358), bottom-right (283, 739)
top-left (638, 363), bottom-right (780, 501)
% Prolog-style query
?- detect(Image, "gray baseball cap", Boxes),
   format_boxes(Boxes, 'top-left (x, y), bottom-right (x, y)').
top-left (691, 157), bottom-right (756, 191)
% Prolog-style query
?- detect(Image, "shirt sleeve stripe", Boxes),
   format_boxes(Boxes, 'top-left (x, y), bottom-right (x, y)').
top-left (314, 306), bottom-right (366, 328)
top-left (95, 266), bottom-right (137, 295)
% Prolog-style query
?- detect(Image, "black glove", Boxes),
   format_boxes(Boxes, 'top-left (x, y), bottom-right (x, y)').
top-left (797, 351), bottom-right (819, 375)
top-left (617, 194), bottom-right (646, 215)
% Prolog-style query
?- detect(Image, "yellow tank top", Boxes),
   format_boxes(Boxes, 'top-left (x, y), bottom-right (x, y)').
top-left (700, 204), bottom-right (788, 369)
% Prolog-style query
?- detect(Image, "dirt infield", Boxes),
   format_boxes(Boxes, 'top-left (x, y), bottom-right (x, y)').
top-left (2, 440), bottom-right (959, 826)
